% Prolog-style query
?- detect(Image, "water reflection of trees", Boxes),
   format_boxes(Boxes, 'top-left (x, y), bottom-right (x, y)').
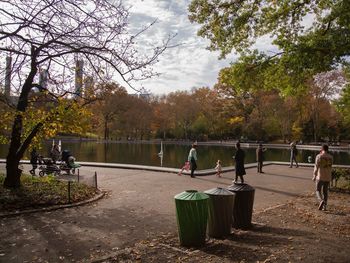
top-left (1, 143), bottom-right (349, 168)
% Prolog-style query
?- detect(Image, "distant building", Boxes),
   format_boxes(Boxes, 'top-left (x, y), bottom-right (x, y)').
top-left (139, 93), bottom-right (151, 101)
top-left (2, 57), bottom-right (90, 100)
top-left (132, 87), bottom-right (151, 101)
top-left (5, 56), bottom-right (12, 99)
top-left (84, 76), bottom-right (95, 97)
top-left (75, 59), bottom-right (84, 97)
top-left (39, 69), bottom-right (48, 89)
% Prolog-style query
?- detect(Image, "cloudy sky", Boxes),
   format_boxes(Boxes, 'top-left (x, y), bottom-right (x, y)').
top-left (122, 0), bottom-right (236, 95)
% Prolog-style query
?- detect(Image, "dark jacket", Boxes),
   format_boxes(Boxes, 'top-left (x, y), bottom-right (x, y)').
top-left (256, 147), bottom-right (264, 162)
top-left (235, 148), bottom-right (246, 176)
top-left (30, 150), bottom-right (39, 164)
top-left (291, 145), bottom-right (298, 156)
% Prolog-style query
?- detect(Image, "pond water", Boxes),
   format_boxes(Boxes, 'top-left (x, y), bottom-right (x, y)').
top-left (1, 141), bottom-right (349, 169)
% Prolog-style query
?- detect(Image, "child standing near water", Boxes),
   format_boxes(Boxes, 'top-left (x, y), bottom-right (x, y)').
top-left (215, 160), bottom-right (222, 177)
top-left (178, 161), bottom-right (190, 176)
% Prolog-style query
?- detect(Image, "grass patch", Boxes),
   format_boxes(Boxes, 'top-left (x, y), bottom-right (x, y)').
top-left (0, 174), bottom-right (98, 212)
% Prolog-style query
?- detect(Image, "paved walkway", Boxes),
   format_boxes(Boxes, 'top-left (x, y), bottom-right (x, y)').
top-left (0, 164), bottom-right (316, 262)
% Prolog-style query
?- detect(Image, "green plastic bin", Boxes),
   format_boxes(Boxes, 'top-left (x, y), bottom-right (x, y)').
top-left (204, 187), bottom-right (235, 238)
top-left (227, 183), bottom-right (255, 229)
top-left (174, 190), bottom-right (209, 247)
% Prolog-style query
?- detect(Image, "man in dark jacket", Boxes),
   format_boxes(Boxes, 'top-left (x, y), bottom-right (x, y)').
top-left (29, 148), bottom-right (40, 175)
top-left (289, 142), bottom-right (299, 168)
top-left (234, 142), bottom-right (246, 183)
top-left (256, 144), bottom-right (266, 173)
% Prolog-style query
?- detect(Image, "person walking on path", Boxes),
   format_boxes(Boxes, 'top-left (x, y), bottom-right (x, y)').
top-left (312, 144), bottom-right (333, 211)
top-left (234, 142), bottom-right (246, 183)
top-left (29, 148), bottom-right (40, 175)
top-left (188, 143), bottom-right (197, 178)
top-left (290, 142), bottom-right (299, 168)
top-left (215, 160), bottom-right (222, 177)
top-left (256, 143), bottom-right (266, 173)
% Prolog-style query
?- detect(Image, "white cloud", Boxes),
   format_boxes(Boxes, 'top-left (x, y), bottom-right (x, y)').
top-left (121, 0), bottom-right (270, 95)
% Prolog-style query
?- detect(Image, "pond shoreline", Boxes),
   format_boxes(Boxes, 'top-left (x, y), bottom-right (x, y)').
top-left (1, 140), bottom-right (349, 168)
top-left (48, 138), bottom-right (350, 152)
top-left (1, 160), bottom-right (350, 176)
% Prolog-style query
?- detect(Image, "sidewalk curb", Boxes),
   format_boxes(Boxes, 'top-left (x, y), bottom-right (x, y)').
top-left (0, 191), bottom-right (105, 219)
top-left (1, 159), bottom-right (349, 176)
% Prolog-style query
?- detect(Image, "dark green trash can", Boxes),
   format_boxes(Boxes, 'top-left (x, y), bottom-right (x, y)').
top-left (174, 190), bottom-right (209, 247)
top-left (204, 187), bottom-right (235, 238)
top-left (227, 183), bottom-right (255, 229)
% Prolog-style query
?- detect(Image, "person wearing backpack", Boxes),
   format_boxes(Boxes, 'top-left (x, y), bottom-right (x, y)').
top-left (289, 142), bottom-right (299, 168)
top-left (313, 144), bottom-right (333, 211)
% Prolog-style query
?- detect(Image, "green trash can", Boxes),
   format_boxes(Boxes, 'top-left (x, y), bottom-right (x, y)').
top-left (227, 183), bottom-right (255, 229)
top-left (174, 190), bottom-right (209, 247)
top-left (204, 187), bottom-right (235, 238)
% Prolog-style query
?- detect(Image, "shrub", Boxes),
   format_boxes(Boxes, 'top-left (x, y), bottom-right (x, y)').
top-left (0, 174), bottom-right (98, 212)
top-left (331, 168), bottom-right (350, 190)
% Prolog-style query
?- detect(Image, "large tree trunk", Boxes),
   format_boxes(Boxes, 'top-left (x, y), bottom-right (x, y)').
top-left (4, 157), bottom-right (21, 188)
top-left (5, 122), bottom-right (43, 188)
top-left (4, 111), bottom-right (43, 188)
top-left (4, 114), bottom-right (25, 188)
top-left (4, 48), bottom-right (38, 188)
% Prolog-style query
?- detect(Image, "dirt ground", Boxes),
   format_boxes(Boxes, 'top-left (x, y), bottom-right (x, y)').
top-left (95, 191), bottom-right (350, 263)
top-left (1, 165), bottom-right (349, 263)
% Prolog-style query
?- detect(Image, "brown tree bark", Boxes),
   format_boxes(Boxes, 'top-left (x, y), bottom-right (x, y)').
top-left (4, 47), bottom-right (38, 188)
top-left (4, 154), bottom-right (21, 188)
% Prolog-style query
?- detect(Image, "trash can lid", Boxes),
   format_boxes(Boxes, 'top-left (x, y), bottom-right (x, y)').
top-left (174, 190), bottom-right (209, 201)
top-left (204, 187), bottom-right (235, 196)
top-left (227, 183), bottom-right (255, 192)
